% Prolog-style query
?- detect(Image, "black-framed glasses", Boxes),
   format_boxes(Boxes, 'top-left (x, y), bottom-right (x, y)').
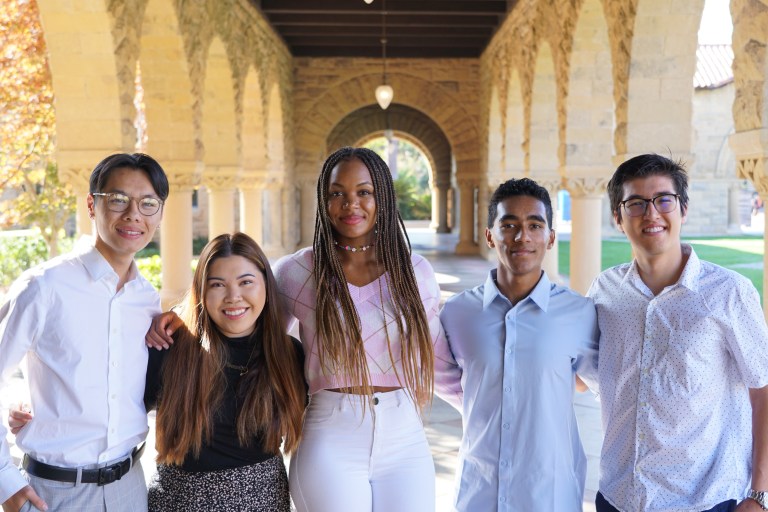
top-left (92, 192), bottom-right (163, 216)
top-left (620, 193), bottom-right (679, 218)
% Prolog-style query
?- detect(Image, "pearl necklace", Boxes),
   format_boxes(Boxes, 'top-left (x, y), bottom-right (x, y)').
top-left (334, 240), bottom-right (374, 252)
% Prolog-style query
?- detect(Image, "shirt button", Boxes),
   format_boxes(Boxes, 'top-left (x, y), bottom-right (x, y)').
top-left (111, 428), bottom-right (116, 434)
top-left (111, 361), bottom-right (118, 367)
top-left (504, 387), bottom-right (510, 392)
top-left (503, 423), bottom-right (510, 430)
top-left (638, 433), bottom-right (645, 440)
top-left (500, 497), bottom-right (506, 503)
top-left (500, 460), bottom-right (507, 467)
top-left (505, 348), bottom-right (512, 354)
top-left (640, 402), bottom-right (647, 407)
top-left (111, 394), bottom-right (116, 400)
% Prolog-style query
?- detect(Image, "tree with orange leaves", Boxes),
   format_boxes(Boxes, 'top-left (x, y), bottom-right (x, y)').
top-left (0, 0), bottom-right (74, 257)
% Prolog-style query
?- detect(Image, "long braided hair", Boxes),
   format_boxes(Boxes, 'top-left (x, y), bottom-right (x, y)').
top-left (313, 146), bottom-right (435, 406)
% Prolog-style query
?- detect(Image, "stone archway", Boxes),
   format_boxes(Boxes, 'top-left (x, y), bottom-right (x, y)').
top-left (293, 69), bottom-right (480, 250)
top-left (37, 0), bottom-right (127, 234)
top-left (327, 104), bottom-right (454, 233)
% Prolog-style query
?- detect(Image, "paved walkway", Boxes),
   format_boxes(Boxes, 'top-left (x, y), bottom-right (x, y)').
top-left (2, 223), bottom-right (604, 511)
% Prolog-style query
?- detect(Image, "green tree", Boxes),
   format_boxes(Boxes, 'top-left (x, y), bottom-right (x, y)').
top-left (364, 137), bottom-right (432, 220)
top-left (0, 0), bottom-right (74, 256)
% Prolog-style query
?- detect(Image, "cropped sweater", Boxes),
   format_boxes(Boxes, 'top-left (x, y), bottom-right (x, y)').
top-left (272, 247), bottom-right (460, 397)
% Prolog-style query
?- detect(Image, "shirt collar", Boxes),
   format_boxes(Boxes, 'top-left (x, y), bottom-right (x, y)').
top-left (78, 237), bottom-right (138, 285)
top-left (623, 243), bottom-right (700, 293)
top-left (483, 268), bottom-right (552, 312)
top-left (677, 244), bottom-right (700, 292)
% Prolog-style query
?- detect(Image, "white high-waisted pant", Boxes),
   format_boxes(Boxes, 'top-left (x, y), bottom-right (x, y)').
top-left (289, 389), bottom-right (435, 512)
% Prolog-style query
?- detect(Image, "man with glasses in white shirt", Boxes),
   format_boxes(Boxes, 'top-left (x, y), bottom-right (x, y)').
top-left (437, 178), bottom-right (599, 511)
top-left (0, 153), bottom-right (168, 512)
top-left (588, 153), bottom-right (768, 512)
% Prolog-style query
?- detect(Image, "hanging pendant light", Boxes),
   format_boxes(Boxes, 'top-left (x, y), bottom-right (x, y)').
top-left (364, 0), bottom-right (374, 4)
top-left (375, 0), bottom-right (393, 109)
top-left (375, 83), bottom-right (394, 109)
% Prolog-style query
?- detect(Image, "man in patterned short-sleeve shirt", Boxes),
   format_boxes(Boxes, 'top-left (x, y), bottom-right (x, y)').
top-left (588, 154), bottom-right (768, 512)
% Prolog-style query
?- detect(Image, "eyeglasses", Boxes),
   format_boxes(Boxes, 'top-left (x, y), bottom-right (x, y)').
top-left (620, 193), bottom-right (679, 218)
top-left (92, 192), bottom-right (163, 216)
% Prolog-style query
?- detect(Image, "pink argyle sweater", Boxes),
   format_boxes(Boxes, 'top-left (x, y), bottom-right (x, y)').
top-left (273, 247), bottom-right (460, 397)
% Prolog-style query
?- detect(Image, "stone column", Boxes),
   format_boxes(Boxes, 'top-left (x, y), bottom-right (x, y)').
top-left (160, 164), bottom-right (198, 309)
top-left (282, 184), bottom-right (300, 254)
top-left (436, 183), bottom-right (451, 233)
top-left (538, 177), bottom-right (561, 283)
top-left (58, 167), bottom-right (92, 236)
top-left (239, 174), bottom-right (265, 245)
top-left (478, 184), bottom-right (493, 261)
top-left (262, 180), bottom-right (285, 257)
top-left (455, 178), bottom-right (478, 255)
top-left (727, 182), bottom-right (742, 233)
top-left (429, 184), bottom-right (439, 231)
top-left (730, 128), bottom-right (768, 318)
top-left (58, 150), bottom-right (119, 236)
top-left (297, 175), bottom-right (318, 249)
top-left (566, 176), bottom-right (608, 295)
top-left (203, 167), bottom-right (238, 239)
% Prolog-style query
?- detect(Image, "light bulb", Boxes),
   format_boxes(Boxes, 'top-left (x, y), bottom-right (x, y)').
top-left (375, 84), bottom-right (394, 109)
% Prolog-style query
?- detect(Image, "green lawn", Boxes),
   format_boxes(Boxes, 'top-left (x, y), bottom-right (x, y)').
top-left (559, 236), bottom-right (765, 297)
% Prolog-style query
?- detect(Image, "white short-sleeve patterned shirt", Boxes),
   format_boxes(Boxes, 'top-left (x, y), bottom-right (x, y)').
top-left (588, 244), bottom-right (768, 512)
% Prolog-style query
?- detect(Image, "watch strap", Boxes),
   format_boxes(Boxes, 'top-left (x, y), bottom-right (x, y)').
top-left (748, 489), bottom-right (768, 510)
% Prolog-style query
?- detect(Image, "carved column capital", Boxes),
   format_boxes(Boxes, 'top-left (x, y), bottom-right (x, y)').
top-left (264, 176), bottom-right (285, 190)
top-left (58, 167), bottom-right (91, 191)
top-left (565, 176), bottom-right (609, 198)
top-left (238, 174), bottom-right (266, 191)
top-left (296, 174), bottom-right (318, 189)
top-left (202, 166), bottom-right (240, 191)
top-left (163, 161), bottom-right (201, 193)
top-left (730, 129), bottom-right (768, 196)
top-left (534, 175), bottom-right (564, 194)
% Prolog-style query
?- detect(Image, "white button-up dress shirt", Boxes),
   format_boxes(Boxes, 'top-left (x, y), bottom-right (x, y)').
top-left (438, 270), bottom-right (599, 512)
top-left (0, 240), bottom-right (160, 503)
top-left (588, 245), bottom-right (768, 512)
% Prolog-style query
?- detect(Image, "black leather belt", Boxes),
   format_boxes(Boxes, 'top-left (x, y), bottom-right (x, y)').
top-left (22, 443), bottom-right (145, 486)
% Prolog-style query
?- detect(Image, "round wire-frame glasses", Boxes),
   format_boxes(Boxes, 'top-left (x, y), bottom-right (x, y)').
top-left (92, 192), bottom-right (163, 216)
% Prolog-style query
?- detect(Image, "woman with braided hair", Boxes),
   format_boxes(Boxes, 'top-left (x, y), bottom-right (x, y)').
top-left (272, 146), bottom-right (457, 512)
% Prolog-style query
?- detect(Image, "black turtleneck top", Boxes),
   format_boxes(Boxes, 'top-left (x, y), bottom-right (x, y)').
top-left (144, 328), bottom-right (304, 472)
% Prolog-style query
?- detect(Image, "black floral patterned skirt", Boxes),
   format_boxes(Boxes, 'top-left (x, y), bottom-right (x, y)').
top-left (148, 455), bottom-right (291, 511)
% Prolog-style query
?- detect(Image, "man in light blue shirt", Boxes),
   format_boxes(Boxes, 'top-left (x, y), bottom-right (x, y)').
top-left (437, 178), bottom-right (599, 512)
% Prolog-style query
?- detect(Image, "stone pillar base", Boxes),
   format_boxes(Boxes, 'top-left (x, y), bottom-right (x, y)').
top-left (455, 240), bottom-right (479, 255)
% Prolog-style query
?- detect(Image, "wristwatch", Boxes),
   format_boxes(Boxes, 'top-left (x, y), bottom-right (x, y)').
top-left (748, 489), bottom-right (768, 510)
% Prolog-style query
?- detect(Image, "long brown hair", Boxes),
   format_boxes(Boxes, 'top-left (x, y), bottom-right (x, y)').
top-left (313, 147), bottom-right (435, 405)
top-left (155, 233), bottom-right (305, 465)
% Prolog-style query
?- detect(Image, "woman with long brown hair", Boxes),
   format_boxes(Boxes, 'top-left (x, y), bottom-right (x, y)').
top-left (273, 146), bottom-right (457, 512)
top-left (145, 232), bottom-right (306, 511)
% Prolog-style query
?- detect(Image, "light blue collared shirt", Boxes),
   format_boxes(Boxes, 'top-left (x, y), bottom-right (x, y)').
top-left (438, 270), bottom-right (598, 512)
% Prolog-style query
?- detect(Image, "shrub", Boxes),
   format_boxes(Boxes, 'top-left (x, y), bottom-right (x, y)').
top-left (137, 254), bottom-right (162, 290)
top-left (0, 234), bottom-right (49, 287)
